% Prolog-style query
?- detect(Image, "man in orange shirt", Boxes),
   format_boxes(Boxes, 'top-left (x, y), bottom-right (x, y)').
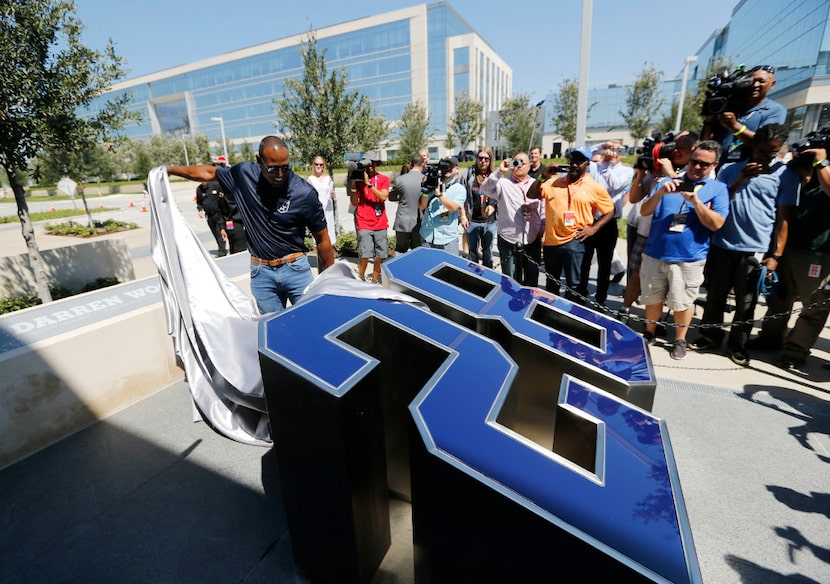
top-left (528, 146), bottom-right (614, 301)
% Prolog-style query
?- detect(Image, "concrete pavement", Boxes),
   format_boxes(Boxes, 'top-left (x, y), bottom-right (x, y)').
top-left (1, 183), bottom-right (829, 582)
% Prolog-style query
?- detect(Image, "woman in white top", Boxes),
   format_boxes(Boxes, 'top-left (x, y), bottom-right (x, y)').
top-left (307, 156), bottom-right (336, 243)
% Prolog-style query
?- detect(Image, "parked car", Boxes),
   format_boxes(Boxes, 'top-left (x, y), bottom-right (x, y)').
top-left (458, 150), bottom-right (476, 162)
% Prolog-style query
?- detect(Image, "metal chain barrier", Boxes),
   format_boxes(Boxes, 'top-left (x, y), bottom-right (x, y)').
top-left (516, 249), bottom-right (830, 331)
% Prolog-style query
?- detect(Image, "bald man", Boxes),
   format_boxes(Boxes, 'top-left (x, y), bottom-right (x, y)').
top-left (167, 135), bottom-right (334, 314)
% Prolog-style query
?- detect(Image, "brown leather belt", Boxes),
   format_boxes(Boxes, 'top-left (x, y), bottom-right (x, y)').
top-left (250, 252), bottom-right (304, 267)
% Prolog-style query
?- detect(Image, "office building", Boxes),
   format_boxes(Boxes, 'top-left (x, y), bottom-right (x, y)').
top-left (90, 2), bottom-right (511, 162)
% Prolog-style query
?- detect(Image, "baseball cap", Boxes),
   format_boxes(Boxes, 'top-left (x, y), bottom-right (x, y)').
top-left (569, 146), bottom-right (593, 162)
top-left (215, 155), bottom-right (228, 165)
top-left (441, 156), bottom-right (459, 167)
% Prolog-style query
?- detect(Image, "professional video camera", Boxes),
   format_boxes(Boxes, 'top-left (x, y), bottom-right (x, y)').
top-left (702, 66), bottom-right (754, 116)
top-left (791, 126), bottom-right (830, 154)
top-left (633, 132), bottom-right (677, 172)
top-left (345, 152), bottom-right (376, 182)
top-left (422, 158), bottom-right (452, 190)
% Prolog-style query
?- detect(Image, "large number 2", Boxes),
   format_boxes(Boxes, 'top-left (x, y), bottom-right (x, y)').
top-left (259, 248), bottom-right (701, 584)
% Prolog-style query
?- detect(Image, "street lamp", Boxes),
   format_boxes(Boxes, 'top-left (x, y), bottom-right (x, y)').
top-left (180, 133), bottom-right (190, 166)
top-left (210, 116), bottom-right (229, 162)
top-left (675, 56), bottom-right (698, 133)
top-left (528, 100), bottom-right (546, 153)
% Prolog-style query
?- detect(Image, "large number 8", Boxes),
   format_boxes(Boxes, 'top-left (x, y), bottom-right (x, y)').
top-left (259, 248), bottom-right (701, 584)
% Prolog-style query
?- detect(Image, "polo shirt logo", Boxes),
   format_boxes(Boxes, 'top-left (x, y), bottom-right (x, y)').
top-left (277, 199), bottom-right (291, 213)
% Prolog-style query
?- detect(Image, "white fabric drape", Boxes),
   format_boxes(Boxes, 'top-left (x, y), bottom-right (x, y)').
top-left (148, 167), bottom-right (270, 446)
top-left (147, 167), bottom-right (428, 446)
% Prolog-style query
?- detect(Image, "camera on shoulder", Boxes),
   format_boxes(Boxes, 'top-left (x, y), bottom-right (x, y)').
top-left (702, 66), bottom-right (755, 116)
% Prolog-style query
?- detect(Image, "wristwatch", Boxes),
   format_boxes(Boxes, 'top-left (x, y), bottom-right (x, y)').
top-left (818, 159), bottom-right (830, 169)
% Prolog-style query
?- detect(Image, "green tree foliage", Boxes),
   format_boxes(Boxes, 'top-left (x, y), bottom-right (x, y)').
top-left (659, 58), bottom-right (733, 137)
top-left (0, 0), bottom-right (135, 302)
top-left (550, 78), bottom-right (579, 146)
top-left (448, 94), bottom-right (485, 155)
top-left (500, 93), bottom-right (544, 155)
top-left (397, 101), bottom-right (434, 161)
top-left (621, 65), bottom-right (665, 144)
top-left (275, 30), bottom-right (387, 167)
top-left (238, 142), bottom-right (256, 163)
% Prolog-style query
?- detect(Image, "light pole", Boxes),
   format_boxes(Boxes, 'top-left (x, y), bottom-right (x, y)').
top-left (211, 116), bottom-right (229, 162)
top-left (528, 100), bottom-right (546, 153)
top-left (180, 133), bottom-right (190, 166)
top-left (674, 56), bottom-right (698, 133)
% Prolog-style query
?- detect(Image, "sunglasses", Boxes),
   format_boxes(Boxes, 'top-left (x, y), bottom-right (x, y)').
top-left (689, 159), bottom-right (715, 169)
top-left (263, 163), bottom-right (291, 175)
top-left (313, 163), bottom-right (324, 166)
top-left (749, 65), bottom-right (775, 74)
top-left (477, 156), bottom-right (490, 161)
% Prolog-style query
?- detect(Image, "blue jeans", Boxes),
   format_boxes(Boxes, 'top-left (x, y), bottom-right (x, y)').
top-left (467, 221), bottom-right (496, 267)
top-left (249, 255), bottom-right (313, 314)
top-left (543, 239), bottom-right (585, 301)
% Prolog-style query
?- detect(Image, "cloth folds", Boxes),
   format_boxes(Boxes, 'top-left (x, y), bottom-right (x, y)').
top-left (148, 167), bottom-right (428, 446)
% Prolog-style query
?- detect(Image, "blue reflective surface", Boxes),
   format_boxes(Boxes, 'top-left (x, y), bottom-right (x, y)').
top-left (259, 252), bottom-right (699, 582)
top-left (383, 247), bottom-right (655, 386)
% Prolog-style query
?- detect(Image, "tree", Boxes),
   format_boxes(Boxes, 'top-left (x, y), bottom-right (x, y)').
top-left (621, 65), bottom-right (665, 145)
top-left (397, 101), bottom-right (434, 161)
top-left (550, 78), bottom-right (579, 147)
top-left (355, 108), bottom-right (389, 155)
top-left (658, 58), bottom-right (733, 137)
top-left (500, 93), bottom-right (543, 155)
top-left (275, 30), bottom-right (385, 167)
top-left (448, 94), bottom-right (485, 155)
top-left (238, 141), bottom-right (256, 163)
top-left (0, 0), bottom-right (134, 302)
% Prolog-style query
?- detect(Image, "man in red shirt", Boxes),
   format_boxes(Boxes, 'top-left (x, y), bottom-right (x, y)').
top-left (349, 160), bottom-right (390, 283)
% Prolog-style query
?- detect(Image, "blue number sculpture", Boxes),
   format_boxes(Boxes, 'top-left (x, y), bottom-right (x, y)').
top-left (259, 247), bottom-right (700, 584)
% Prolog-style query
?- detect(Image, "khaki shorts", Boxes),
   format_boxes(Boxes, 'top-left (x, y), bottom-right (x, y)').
top-left (639, 254), bottom-right (705, 311)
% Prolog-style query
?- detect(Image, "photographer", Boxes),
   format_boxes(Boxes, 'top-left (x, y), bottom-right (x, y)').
top-left (690, 123), bottom-right (798, 366)
top-left (701, 65), bottom-right (786, 165)
top-left (747, 142), bottom-right (830, 370)
top-left (418, 156), bottom-right (468, 254)
top-left (349, 159), bottom-right (390, 284)
top-left (621, 131), bottom-right (697, 318)
top-left (527, 146), bottom-right (614, 301)
top-left (481, 152), bottom-right (543, 285)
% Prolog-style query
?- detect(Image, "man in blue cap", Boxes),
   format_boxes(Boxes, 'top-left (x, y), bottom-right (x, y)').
top-left (528, 146), bottom-right (614, 301)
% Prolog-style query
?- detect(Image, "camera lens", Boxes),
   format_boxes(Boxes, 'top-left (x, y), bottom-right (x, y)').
top-left (512, 159), bottom-right (521, 167)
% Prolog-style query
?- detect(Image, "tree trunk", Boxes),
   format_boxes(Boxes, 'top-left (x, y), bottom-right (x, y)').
top-left (7, 166), bottom-right (53, 303)
top-left (79, 187), bottom-right (94, 228)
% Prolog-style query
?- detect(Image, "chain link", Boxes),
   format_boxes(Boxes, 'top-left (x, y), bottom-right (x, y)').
top-left (516, 249), bottom-right (830, 331)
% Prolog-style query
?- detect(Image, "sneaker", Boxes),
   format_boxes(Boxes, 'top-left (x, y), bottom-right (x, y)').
top-left (746, 336), bottom-right (783, 351)
top-left (689, 335), bottom-right (717, 351)
top-left (670, 339), bottom-right (687, 360)
top-left (728, 348), bottom-right (750, 367)
top-left (642, 331), bottom-right (656, 345)
top-left (611, 272), bottom-right (625, 284)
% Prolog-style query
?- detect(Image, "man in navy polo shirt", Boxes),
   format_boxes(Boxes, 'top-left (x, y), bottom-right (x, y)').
top-left (167, 135), bottom-right (334, 314)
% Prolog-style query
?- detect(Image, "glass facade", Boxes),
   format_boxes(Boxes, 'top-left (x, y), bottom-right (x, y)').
top-left (90, 3), bottom-right (511, 157)
top-left (691, 0), bottom-right (830, 139)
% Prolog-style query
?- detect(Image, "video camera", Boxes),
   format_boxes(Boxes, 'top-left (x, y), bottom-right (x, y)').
top-left (422, 158), bottom-right (452, 190)
top-left (791, 126), bottom-right (830, 154)
top-left (345, 152), bottom-right (377, 182)
top-left (702, 66), bottom-right (755, 116)
top-left (634, 132), bottom-right (677, 172)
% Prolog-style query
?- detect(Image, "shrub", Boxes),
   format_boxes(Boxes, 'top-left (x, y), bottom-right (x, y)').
top-left (0, 278), bottom-right (119, 315)
top-left (45, 219), bottom-right (138, 237)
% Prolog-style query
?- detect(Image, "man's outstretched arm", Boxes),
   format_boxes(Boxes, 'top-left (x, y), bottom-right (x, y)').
top-left (167, 165), bottom-right (217, 182)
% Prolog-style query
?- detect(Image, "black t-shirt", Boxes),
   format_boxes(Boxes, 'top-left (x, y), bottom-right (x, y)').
top-left (216, 162), bottom-right (326, 259)
top-left (790, 178), bottom-right (830, 254)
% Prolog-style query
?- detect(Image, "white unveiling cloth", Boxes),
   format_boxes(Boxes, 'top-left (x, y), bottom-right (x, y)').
top-left (147, 166), bottom-right (427, 446)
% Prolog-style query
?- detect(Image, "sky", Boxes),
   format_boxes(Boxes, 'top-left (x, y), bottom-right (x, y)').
top-left (73, 0), bottom-right (737, 101)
